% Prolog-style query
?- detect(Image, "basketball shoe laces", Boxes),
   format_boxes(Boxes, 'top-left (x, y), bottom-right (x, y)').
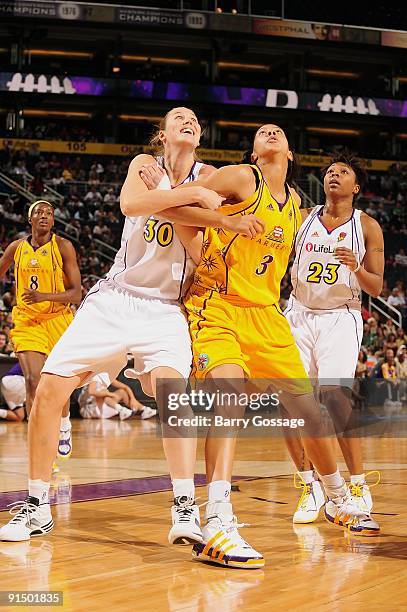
top-left (335, 478), bottom-right (380, 526)
top-left (348, 470), bottom-right (380, 500)
top-left (175, 499), bottom-right (196, 523)
top-left (294, 473), bottom-right (313, 511)
top-left (6, 500), bottom-right (39, 526)
top-left (202, 502), bottom-right (250, 540)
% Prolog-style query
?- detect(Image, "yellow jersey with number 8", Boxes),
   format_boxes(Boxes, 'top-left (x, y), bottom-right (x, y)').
top-left (191, 165), bottom-right (301, 306)
top-left (13, 234), bottom-right (71, 318)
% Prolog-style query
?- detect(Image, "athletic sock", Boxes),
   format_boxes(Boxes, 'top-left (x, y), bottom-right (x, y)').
top-left (60, 415), bottom-right (71, 431)
top-left (320, 470), bottom-right (347, 500)
top-left (0, 408), bottom-right (7, 419)
top-left (208, 480), bottom-right (231, 502)
top-left (28, 479), bottom-right (50, 504)
top-left (298, 470), bottom-right (314, 484)
top-left (350, 473), bottom-right (366, 484)
top-left (172, 478), bottom-right (195, 502)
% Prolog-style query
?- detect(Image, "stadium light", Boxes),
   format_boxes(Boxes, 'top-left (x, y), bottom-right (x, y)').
top-left (25, 49), bottom-right (93, 59)
top-left (216, 120), bottom-right (260, 128)
top-left (306, 126), bottom-right (361, 136)
top-left (23, 109), bottom-right (92, 118)
top-left (119, 114), bottom-right (162, 122)
top-left (121, 55), bottom-right (189, 65)
top-left (217, 62), bottom-right (269, 71)
top-left (306, 69), bottom-right (359, 79)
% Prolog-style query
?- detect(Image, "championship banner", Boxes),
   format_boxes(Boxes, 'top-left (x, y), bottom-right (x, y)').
top-left (381, 30), bottom-right (407, 49)
top-left (252, 19), bottom-right (380, 45)
top-left (2, 72), bottom-right (406, 119)
top-left (0, 1), bottom-right (84, 20)
top-left (0, 2), bottom-right (404, 49)
top-left (2, 138), bottom-right (402, 171)
top-left (115, 6), bottom-right (183, 28)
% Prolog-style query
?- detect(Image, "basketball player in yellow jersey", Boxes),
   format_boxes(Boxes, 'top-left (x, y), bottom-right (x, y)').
top-left (0, 200), bottom-right (81, 460)
top-left (161, 124), bottom-right (378, 568)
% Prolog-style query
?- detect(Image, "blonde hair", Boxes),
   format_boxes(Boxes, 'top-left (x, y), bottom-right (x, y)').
top-left (149, 112), bottom-right (169, 156)
top-left (149, 108), bottom-right (203, 161)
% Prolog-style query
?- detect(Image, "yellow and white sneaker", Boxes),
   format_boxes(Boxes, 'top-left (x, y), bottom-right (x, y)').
top-left (192, 501), bottom-right (264, 569)
top-left (293, 473), bottom-right (325, 524)
top-left (325, 490), bottom-right (380, 536)
top-left (348, 471), bottom-right (380, 514)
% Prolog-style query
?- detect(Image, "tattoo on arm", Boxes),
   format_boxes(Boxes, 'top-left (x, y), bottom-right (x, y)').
top-left (371, 248), bottom-right (384, 253)
top-left (300, 449), bottom-right (306, 471)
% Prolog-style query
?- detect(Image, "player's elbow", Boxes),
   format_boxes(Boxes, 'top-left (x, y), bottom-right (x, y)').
top-left (120, 196), bottom-right (133, 217)
top-left (368, 280), bottom-right (383, 299)
top-left (120, 196), bottom-right (148, 218)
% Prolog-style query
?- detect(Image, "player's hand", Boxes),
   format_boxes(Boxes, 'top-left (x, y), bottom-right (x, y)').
top-left (196, 187), bottom-right (225, 210)
top-left (21, 289), bottom-right (46, 304)
top-left (224, 214), bottom-right (265, 238)
top-left (334, 247), bottom-right (359, 271)
top-left (139, 163), bottom-right (166, 190)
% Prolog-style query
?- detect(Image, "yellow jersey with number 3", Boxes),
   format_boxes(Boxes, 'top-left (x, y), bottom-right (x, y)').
top-left (191, 165), bottom-right (301, 306)
top-left (13, 234), bottom-right (71, 318)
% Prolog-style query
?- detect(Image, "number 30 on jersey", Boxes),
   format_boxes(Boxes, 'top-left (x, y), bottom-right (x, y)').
top-left (144, 218), bottom-right (174, 247)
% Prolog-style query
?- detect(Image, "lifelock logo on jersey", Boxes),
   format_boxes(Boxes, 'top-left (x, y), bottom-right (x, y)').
top-left (305, 243), bottom-right (335, 253)
top-left (6, 73), bottom-right (76, 94)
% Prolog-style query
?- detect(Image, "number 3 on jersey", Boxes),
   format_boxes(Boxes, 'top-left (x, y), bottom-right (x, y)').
top-left (307, 262), bottom-right (340, 285)
top-left (144, 218), bottom-right (173, 247)
top-left (255, 254), bottom-right (274, 276)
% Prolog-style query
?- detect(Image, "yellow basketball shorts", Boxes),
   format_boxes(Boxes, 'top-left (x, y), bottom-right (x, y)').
top-left (185, 291), bottom-right (310, 392)
top-left (10, 309), bottom-right (74, 355)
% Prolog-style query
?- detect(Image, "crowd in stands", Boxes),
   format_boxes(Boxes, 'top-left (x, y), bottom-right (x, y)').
top-left (16, 123), bottom-right (99, 144)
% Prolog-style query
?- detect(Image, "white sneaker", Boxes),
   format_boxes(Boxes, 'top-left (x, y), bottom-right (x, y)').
top-left (140, 406), bottom-right (157, 420)
top-left (293, 474), bottom-right (325, 524)
top-left (0, 497), bottom-right (54, 542)
top-left (348, 470), bottom-right (380, 513)
top-left (168, 496), bottom-right (203, 545)
top-left (192, 501), bottom-right (264, 569)
top-left (324, 490), bottom-right (380, 536)
top-left (117, 406), bottom-right (133, 421)
top-left (57, 427), bottom-right (72, 459)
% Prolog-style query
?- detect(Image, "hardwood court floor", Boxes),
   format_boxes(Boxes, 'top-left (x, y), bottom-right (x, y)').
top-left (0, 419), bottom-right (406, 611)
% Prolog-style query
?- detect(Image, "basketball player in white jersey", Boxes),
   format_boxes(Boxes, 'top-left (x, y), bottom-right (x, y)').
top-left (0, 107), bottom-right (262, 542)
top-left (284, 153), bottom-right (384, 528)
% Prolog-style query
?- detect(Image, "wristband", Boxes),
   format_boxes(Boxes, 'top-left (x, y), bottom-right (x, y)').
top-left (353, 262), bottom-right (361, 273)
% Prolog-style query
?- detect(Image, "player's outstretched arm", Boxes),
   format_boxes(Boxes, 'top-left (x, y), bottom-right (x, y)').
top-left (0, 239), bottom-right (23, 279)
top-left (334, 214), bottom-right (384, 297)
top-left (120, 155), bottom-right (223, 217)
top-left (161, 164), bottom-right (260, 230)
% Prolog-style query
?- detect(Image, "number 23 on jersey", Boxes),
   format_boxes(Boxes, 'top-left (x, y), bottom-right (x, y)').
top-left (306, 262), bottom-right (340, 285)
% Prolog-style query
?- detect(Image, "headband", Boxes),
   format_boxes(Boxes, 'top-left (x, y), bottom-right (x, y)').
top-left (28, 200), bottom-right (54, 220)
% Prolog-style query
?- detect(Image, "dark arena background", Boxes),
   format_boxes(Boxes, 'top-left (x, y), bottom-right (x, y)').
top-left (0, 1), bottom-right (406, 610)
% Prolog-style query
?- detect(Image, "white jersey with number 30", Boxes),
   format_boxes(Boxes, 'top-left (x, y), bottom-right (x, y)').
top-left (290, 205), bottom-right (365, 311)
top-left (106, 158), bottom-right (203, 301)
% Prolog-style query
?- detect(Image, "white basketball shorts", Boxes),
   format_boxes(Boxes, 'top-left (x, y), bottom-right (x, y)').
top-left (1, 375), bottom-right (26, 410)
top-left (43, 282), bottom-right (192, 384)
top-left (285, 305), bottom-right (363, 384)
